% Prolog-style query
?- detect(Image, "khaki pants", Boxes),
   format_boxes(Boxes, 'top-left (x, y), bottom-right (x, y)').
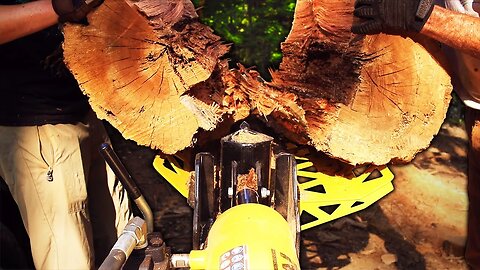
top-left (466, 107), bottom-right (480, 270)
top-left (0, 111), bottom-right (131, 269)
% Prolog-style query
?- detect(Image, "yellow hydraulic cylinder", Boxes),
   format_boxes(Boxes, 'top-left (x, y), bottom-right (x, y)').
top-left (189, 203), bottom-right (300, 270)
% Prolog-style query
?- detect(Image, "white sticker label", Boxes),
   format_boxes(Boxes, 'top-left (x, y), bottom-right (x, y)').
top-left (220, 246), bottom-right (248, 270)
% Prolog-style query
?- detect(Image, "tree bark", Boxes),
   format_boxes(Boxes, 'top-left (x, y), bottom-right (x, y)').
top-left (63, 0), bottom-right (452, 165)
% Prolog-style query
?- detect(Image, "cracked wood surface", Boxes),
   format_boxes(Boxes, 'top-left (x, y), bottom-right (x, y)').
top-left (264, 0), bottom-right (452, 164)
top-left (63, 0), bottom-right (452, 165)
top-left (63, 0), bottom-right (228, 153)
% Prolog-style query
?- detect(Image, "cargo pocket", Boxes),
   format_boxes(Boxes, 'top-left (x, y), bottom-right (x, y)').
top-left (38, 125), bottom-right (89, 216)
top-left (67, 171), bottom-right (89, 217)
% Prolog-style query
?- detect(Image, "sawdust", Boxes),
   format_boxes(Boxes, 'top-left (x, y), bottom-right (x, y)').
top-left (236, 168), bottom-right (258, 192)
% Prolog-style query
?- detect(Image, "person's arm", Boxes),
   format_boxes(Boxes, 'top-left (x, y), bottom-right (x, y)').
top-left (421, 5), bottom-right (480, 58)
top-left (351, 0), bottom-right (480, 58)
top-left (0, 0), bottom-right (58, 44)
top-left (0, 0), bottom-right (104, 45)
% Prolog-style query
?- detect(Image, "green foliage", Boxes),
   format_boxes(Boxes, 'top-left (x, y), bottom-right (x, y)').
top-left (446, 92), bottom-right (466, 125)
top-left (192, 0), bottom-right (296, 79)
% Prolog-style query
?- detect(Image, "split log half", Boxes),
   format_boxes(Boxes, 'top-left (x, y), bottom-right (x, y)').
top-left (63, 0), bottom-right (452, 165)
top-left (264, 0), bottom-right (452, 164)
top-left (63, 0), bottom-right (229, 153)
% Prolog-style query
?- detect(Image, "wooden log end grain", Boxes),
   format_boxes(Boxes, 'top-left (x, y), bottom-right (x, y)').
top-left (261, 0), bottom-right (452, 165)
top-left (63, 0), bottom-right (229, 153)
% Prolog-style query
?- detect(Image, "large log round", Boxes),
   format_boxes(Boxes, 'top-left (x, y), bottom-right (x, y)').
top-left (272, 0), bottom-right (452, 165)
top-left (63, 0), bottom-right (228, 153)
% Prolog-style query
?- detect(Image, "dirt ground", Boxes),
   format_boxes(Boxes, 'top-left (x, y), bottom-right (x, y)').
top-left (108, 120), bottom-right (469, 270)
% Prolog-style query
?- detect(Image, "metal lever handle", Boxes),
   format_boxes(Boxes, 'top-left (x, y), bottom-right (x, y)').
top-left (99, 143), bottom-right (154, 233)
top-left (100, 143), bottom-right (142, 199)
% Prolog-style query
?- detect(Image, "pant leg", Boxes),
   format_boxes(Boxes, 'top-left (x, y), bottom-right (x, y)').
top-left (465, 107), bottom-right (480, 269)
top-left (82, 112), bottom-right (132, 266)
top-left (0, 124), bottom-right (94, 269)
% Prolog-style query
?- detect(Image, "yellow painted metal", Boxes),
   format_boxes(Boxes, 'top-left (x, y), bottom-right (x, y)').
top-left (188, 203), bottom-right (300, 270)
top-left (152, 155), bottom-right (190, 198)
top-left (297, 158), bottom-right (394, 230)
top-left (153, 154), bottom-right (394, 231)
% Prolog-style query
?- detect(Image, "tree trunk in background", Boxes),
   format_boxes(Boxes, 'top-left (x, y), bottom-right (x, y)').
top-left (63, 0), bottom-right (452, 165)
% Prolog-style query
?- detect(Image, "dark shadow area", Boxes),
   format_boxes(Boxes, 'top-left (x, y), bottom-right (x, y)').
top-left (300, 203), bottom-right (427, 269)
top-left (300, 217), bottom-right (370, 269)
top-left (359, 204), bottom-right (427, 270)
top-left (0, 179), bottom-right (34, 269)
top-left (412, 126), bottom-right (468, 174)
top-left (300, 204), bottom-right (426, 270)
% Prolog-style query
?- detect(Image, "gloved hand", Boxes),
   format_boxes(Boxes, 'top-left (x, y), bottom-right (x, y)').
top-left (52, 0), bottom-right (103, 23)
top-left (351, 0), bottom-right (436, 35)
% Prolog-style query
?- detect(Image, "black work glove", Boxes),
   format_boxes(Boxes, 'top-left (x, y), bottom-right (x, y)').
top-left (52, 0), bottom-right (103, 23)
top-left (351, 0), bottom-right (436, 35)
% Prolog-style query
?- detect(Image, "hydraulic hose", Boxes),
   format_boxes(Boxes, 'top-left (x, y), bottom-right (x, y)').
top-left (99, 217), bottom-right (147, 270)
